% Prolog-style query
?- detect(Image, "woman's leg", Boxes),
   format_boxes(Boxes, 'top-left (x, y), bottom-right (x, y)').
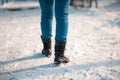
top-left (55, 0), bottom-right (70, 42)
top-left (39, 0), bottom-right (54, 57)
top-left (39, 0), bottom-right (54, 40)
top-left (54, 0), bottom-right (70, 65)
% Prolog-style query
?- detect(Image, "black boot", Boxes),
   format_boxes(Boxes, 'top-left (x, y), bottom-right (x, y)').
top-left (41, 37), bottom-right (52, 57)
top-left (54, 41), bottom-right (70, 66)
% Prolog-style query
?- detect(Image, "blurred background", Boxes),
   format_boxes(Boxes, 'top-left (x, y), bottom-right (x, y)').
top-left (0, 0), bottom-right (120, 10)
top-left (0, 0), bottom-right (38, 5)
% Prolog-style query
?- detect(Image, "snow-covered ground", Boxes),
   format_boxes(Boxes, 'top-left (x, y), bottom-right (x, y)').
top-left (0, 1), bottom-right (39, 10)
top-left (0, 0), bottom-right (120, 80)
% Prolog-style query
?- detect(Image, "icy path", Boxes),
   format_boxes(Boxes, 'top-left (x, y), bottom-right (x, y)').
top-left (0, 7), bottom-right (120, 80)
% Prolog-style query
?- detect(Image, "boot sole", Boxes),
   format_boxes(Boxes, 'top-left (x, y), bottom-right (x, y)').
top-left (54, 60), bottom-right (69, 66)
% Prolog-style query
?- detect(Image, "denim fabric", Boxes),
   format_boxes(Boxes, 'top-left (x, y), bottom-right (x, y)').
top-left (39, 0), bottom-right (70, 42)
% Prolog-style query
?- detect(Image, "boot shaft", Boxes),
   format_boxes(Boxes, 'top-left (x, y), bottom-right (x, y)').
top-left (55, 41), bottom-right (66, 57)
top-left (41, 37), bottom-right (51, 49)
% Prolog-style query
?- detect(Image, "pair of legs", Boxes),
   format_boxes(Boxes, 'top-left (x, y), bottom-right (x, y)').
top-left (39, 0), bottom-right (70, 42)
top-left (39, 0), bottom-right (70, 65)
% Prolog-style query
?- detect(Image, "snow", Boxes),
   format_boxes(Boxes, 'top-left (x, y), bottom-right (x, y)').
top-left (0, 1), bottom-right (39, 10)
top-left (0, 0), bottom-right (120, 80)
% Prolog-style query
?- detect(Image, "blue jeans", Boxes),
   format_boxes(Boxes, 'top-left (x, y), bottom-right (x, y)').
top-left (39, 0), bottom-right (70, 42)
